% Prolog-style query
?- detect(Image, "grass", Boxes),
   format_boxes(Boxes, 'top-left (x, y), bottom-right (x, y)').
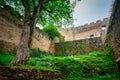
top-left (0, 50), bottom-right (120, 80)
top-left (12, 65), bottom-right (56, 71)
top-left (0, 50), bottom-right (14, 65)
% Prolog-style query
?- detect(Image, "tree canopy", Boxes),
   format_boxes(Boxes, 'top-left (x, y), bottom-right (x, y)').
top-left (1, 0), bottom-right (73, 27)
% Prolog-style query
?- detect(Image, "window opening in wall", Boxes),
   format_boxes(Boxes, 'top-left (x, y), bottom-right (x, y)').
top-left (90, 34), bottom-right (94, 38)
top-left (101, 25), bottom-right (106, 30)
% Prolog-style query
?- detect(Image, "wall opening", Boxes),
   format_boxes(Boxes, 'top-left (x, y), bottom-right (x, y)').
top-left (90, 34), bottom-right (94, 38)
top-left (101, 25), bottom-right (106, 30)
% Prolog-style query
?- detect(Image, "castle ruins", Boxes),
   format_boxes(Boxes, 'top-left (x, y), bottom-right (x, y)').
top-left (56, 18), bottom-right (109, 43)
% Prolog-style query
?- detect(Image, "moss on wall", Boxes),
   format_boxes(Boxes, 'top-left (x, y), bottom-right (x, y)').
top-left (55, 37), bottom-right (104, 56)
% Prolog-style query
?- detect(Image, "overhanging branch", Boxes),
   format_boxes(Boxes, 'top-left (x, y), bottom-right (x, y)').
top-left (21, 0), bottom-right (31, 20)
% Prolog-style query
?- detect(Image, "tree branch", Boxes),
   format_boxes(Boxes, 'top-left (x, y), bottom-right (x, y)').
top-left (32, 0), bottom-right (43, 25)
top-left (21, 0), bottom-right (31, 21)
top-left (28, 0), bottom-right (43, 48)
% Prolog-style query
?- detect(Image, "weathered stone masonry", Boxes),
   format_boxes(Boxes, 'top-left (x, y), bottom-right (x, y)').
top-left (57, 18), bottom-right (109, 42)
top-left (55, 37), bottom-right (104, 55)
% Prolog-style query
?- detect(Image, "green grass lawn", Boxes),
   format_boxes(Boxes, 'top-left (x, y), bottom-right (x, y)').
top-left (0, 50), bottom-right (120, 80)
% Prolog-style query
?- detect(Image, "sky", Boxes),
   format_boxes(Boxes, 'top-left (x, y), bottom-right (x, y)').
top-left (72, 0), bottom-right (114, 27)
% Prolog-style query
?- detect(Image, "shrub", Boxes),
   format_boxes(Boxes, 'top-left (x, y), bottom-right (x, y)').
top-left (42, 24), bottom-right (60, 40)
top-left (30, 48), bottom-right (50, 58)
top-left (0, 50), bottom-right (14, 65)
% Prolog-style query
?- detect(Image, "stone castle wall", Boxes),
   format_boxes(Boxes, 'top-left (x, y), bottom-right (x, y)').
top-left (0, 8), bottom-right (109, 55)
top-left (0, 8), bottom-right (52, 53)
top-left (57, 18), bottom-right (109, 42)
top-left (55, 37), bottom-right (104, 55)
top-left (54, 18), bottom-right (109, 55)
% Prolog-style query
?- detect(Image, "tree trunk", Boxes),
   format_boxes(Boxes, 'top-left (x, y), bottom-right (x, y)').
top-left (11, 22), bottom-right (30, 65)
top-left (28, 6), bottom-right (42, 49)
top-left (10, 0), bottom-right (42, 65)
top-left (28, 22), bottom-right (35, 49)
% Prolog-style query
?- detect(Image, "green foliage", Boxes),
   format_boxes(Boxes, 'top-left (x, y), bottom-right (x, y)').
top-left (59, 36), bottom-right (65, 42)
top-left (108, 0), bottom-right (116, 31)
top-left (65, 74), bottom-right (120, 80)
top-left (37, 0), bottom-right (73, 26)
top-left (3, 5), bottom-right (22, 19)
top-left (78, 41), bottom-right (86, 54)
top-left (0, 50), bottom-right (14, 65)
top-left (15, 65), bottom-right (56, 71)
top-left (42, 24), bottom-right (60, 39)
top-left (55, 42), bottom-right (74, 56)
top-left (108, 18), bottom-right (113, 27)
top-left (0, 0), bottom-right (22, 19)
top-left (10, 48), bottom-right (17, 54)
top-left (104, 35), bottom-right (113, 54)
top-left (0, 0), bottom-right (5, 6)
top-left (111, 0), bottom-right (116, 17)
top-left (4, 0), bottom-right (73, 26)
top-left (29, 51), bottom-right (120, 79)
top-left (30, 48), bottom-right (50, 58)
top-left (52, 51), bottom-right (119, 79)
top-left (29, 57), bottom-right (52, 69)
top-left (0, 50), bottom-right (119, 79)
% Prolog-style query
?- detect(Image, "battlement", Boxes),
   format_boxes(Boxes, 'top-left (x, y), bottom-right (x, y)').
top-left (57, 18), bottom-right (109, 42)
top-left (65, 18), bottom-right (109, 33)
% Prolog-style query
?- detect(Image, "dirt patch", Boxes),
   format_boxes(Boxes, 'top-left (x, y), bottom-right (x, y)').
top-left (0, 65), bottom-right (67, 80)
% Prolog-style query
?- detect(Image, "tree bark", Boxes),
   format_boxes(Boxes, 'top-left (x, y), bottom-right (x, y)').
top-left (11, 22), bottom-right (30, 65)
top-left (10, 0), bottom-right (43, 65)
top-left (28, 2), bottom-right (42, 48)
top-left (10, 0), bottom-right (31, 65)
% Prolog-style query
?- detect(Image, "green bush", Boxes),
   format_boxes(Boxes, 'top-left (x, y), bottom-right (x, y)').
top-left (0, 50), bottom-right (14, 65)
top-left (42, 24), bottom-right (60, 40)
top-left (30, 48), bottom-right (50, 58)
top-left (29, 57), bottom-right (52, 68)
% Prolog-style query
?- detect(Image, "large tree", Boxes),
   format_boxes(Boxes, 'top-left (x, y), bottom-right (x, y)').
top-left (1, 0), bottom-right (74, 65)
